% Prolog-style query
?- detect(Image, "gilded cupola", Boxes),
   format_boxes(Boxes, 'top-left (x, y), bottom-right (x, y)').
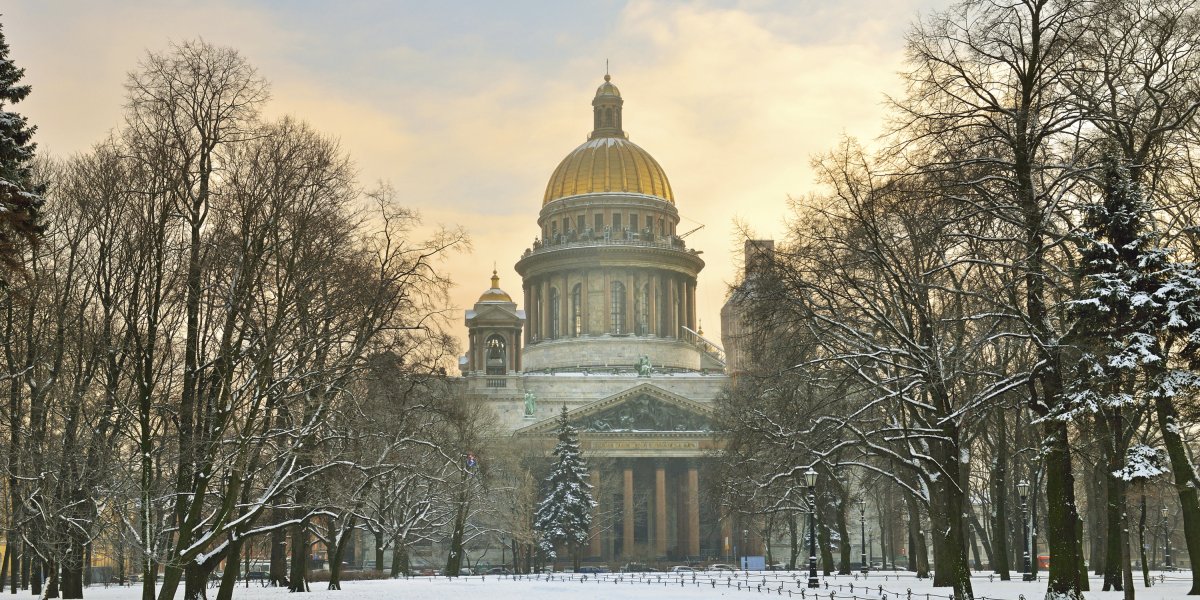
top-left (542, 74), bottom-right (674, 205)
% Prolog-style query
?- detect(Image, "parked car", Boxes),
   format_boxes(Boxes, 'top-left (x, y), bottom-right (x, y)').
top-left (707, 564), bottom-right (736, 572)
top-left (670, 566), bottom-right (697, 574)
top-left (577, 566), bottom-right (609, 574)
top-left (487, 567), bottom-right (513, 575)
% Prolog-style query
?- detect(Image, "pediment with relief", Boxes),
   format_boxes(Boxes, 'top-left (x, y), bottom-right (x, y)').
top-left (516, 383), bottom-right (713, 435)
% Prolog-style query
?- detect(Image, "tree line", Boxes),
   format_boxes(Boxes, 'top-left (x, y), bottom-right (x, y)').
top-left (716, 1), bottom-right (1200, 600)
top-left (0, 34), bottom-right (485, 600)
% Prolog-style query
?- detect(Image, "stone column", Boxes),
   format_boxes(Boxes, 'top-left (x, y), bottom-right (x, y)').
top-left (648, 272), bottom-right (658, 337)
top-left (687, 465), bottom-right (700, 556)
top-left (623, 465), bottom-right (635, 556)
top-left (625, 271), bottom-right (634, 334)
top-left (655, 465), bottom-right (667, 556)
top-left (523, 283), bottom-right (532, 342)
top-left (590, 469), bottom-right (603, 558)
top-left (540, 278), bottom-right (550, 341)
top-left (603, 270), bottom-right (612, 335)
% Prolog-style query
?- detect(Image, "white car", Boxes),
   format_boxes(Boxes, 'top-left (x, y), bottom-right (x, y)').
top-left (670, 566), bottom-right (697, 573)
top-left (707, 564), bottom-right (736, 572)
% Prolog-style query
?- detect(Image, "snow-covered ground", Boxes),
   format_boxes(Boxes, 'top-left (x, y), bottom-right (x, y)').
top-left (75, 571), bottom-right (1194, 600)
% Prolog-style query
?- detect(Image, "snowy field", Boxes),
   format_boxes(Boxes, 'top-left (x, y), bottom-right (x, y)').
top-left (73, 571), bottom-right (1195, 600)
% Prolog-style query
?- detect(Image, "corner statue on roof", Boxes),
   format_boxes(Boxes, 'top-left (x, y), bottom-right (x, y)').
top-left (636, 355), bottom-right (652, 377)
top-left (524, 391), bottom-right (537, 417)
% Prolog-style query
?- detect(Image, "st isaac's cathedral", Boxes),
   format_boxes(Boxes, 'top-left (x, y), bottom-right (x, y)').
top-left (457, 74), bottom-right (735, 563)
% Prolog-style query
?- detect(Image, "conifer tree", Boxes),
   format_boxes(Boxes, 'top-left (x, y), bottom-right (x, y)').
top-left (0, 19), bottom-right (43, 281)
top-left (534, 405), bottom-right (595, 570)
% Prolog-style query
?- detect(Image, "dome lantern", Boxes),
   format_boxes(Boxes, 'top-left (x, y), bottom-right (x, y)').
top-left (591, 73), bottom-right (625, 139)
top-left (478, 269), bottom-right (513, 302)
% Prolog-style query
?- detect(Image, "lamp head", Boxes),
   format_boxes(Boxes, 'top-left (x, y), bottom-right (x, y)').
top-left (804, 467), bottom-right (818, 488)
top-left (1017, 480), bottom-right (1029, 498)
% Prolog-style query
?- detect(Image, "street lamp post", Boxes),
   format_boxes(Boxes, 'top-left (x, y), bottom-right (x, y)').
top-left (859, 498), bottom-right (868, 574)
top-left (1018, 480), bottom-right (1033, 582)
top-left (806, 467), bottom-right (819, 589)
top-left (1163, 507), bottom-right (1172, 570)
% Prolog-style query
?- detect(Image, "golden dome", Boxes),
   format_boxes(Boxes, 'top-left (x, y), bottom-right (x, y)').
top-left (595, 73), bottom-right (620, 98)
top-left (478, 270), bottom-right (512, 302)
top-left (543, 73), bottom-right (674, 205)
top-left (543, 136), bottom-right (674, 204)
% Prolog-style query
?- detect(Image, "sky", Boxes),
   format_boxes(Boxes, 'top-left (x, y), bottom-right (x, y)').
top-left (5, 0), bottom-right (942, 358)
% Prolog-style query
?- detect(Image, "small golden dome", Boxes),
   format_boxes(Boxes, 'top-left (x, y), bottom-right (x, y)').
top-left (478, 270), bottom-right (513, 302)
top-left (543, 136), bottom-right (674, 204)
top-left (596, 74), bottom-right (620, 98)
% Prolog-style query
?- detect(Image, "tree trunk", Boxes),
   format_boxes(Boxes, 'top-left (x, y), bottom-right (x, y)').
top-left (991, 412), bottom-right (1012, 579)
top-left (269, 521), bottom-right (288, 587)
top-left (182, 561), bottom-right (209, 600)
top-left (1138, 492), bottom-right (1150, 588)
top-left (1153, 391), bottom-right (1200, 594)
top-left (928, 468), bottom-right (974, 600)
top-left (328, 525), bottom-right (354, 591)
top-left (788, 514), bottom-right (799, 570)
top-left (288, 520), bottom-right (310, 593)
top-left (30, 558), bottom-right (42, 596)
top-left (904, 495), bottom-right (929, 577)
top-left (390, 537), bottom-right (406, 577)
top-left (1089, 460), bottom-right (1107, 576)
top-left (43, 560), bottom-right (57, 599)
top-left (1103, 471), bottom-right (1125, 590)
top-left (61, 544), bottom-right (84, 599)
top-left (818, 517), bottom-right (834, 575)
top-left (374, 530), bottom-right (385, 574)
top-left (215, 537), bottom-right (243, 600)
top-left (836, 500), bottom-right (851, 575)
top-left (445, 493), bottom-right (468, 577)
top-left (1042, 420), bottom-right (1086, 600)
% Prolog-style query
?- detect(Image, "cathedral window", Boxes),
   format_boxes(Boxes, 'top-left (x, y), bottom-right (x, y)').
top-left (595, 213), bottom-right (603, 231)
top-left (571, 284), bottom-right (582, 336)
top-left (604, 107), bottom-right (613, 127)
top-left (613, 213), bottom-right (622, 232)
top-left (630, 214), bottom-right (638, 233)
top-left (549, 287), bottom-right (560, 339)
top-left (577, 214), bottom-right (585, 232)
top-left (485, 334), bottom-right (506, 375)
top-left (610, 281), bottom-right (626, 334)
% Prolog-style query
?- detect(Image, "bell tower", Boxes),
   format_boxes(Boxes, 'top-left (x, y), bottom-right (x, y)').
top-left (463, 270), bottom-right (525, 375)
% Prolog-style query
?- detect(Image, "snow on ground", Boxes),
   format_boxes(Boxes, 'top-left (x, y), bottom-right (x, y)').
top-left (75, 571), bottom-right (1195, 600)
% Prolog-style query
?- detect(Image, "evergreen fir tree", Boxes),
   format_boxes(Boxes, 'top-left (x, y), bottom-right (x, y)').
top-left (534, 405), bottom-right (595, 570)
top-left (0, 19), bottom-right (44, 282)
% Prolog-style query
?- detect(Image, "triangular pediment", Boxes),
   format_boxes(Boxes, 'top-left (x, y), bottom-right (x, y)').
top-left (516, 383), bottom-right (714, 436)
top-left (466, 303), bottom-right (522, 323)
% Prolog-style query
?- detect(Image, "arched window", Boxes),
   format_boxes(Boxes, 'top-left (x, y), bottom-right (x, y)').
top-left (549, 287), bottom-right (560, 339)
top-left (610, 281), bottom-right (626, 335)
top-left (604, 107), bottom-right (613, 127)
top-left (571, 284), bottom-right (582, 337)
top-left (636, 283), bottom-right (649, 336)
top-left (485, 335), bottom-right (506, 375)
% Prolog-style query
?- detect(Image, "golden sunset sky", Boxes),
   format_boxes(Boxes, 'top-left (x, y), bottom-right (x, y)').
top-left (7, 0), bottom-right (941, 356)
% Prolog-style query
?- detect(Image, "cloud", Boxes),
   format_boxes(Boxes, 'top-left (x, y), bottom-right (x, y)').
top-left (7, 0), bottom-right (933, 359)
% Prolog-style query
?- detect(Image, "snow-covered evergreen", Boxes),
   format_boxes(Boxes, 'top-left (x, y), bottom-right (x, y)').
top-left (533, 405), bottom-right (595, 567)
top-left (0, 19), bottom-right (43, 278)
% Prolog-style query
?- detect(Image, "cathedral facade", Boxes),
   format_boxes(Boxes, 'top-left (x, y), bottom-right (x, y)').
top-left (458, 74), bottom-right (732, 564)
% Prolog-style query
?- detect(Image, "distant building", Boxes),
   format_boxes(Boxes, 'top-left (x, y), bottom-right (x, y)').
top-left (720, 239), bottom-right (774, 380)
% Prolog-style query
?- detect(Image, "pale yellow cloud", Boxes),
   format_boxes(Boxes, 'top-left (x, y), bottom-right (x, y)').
top-left (8, 0), bottom-right (923, 361)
